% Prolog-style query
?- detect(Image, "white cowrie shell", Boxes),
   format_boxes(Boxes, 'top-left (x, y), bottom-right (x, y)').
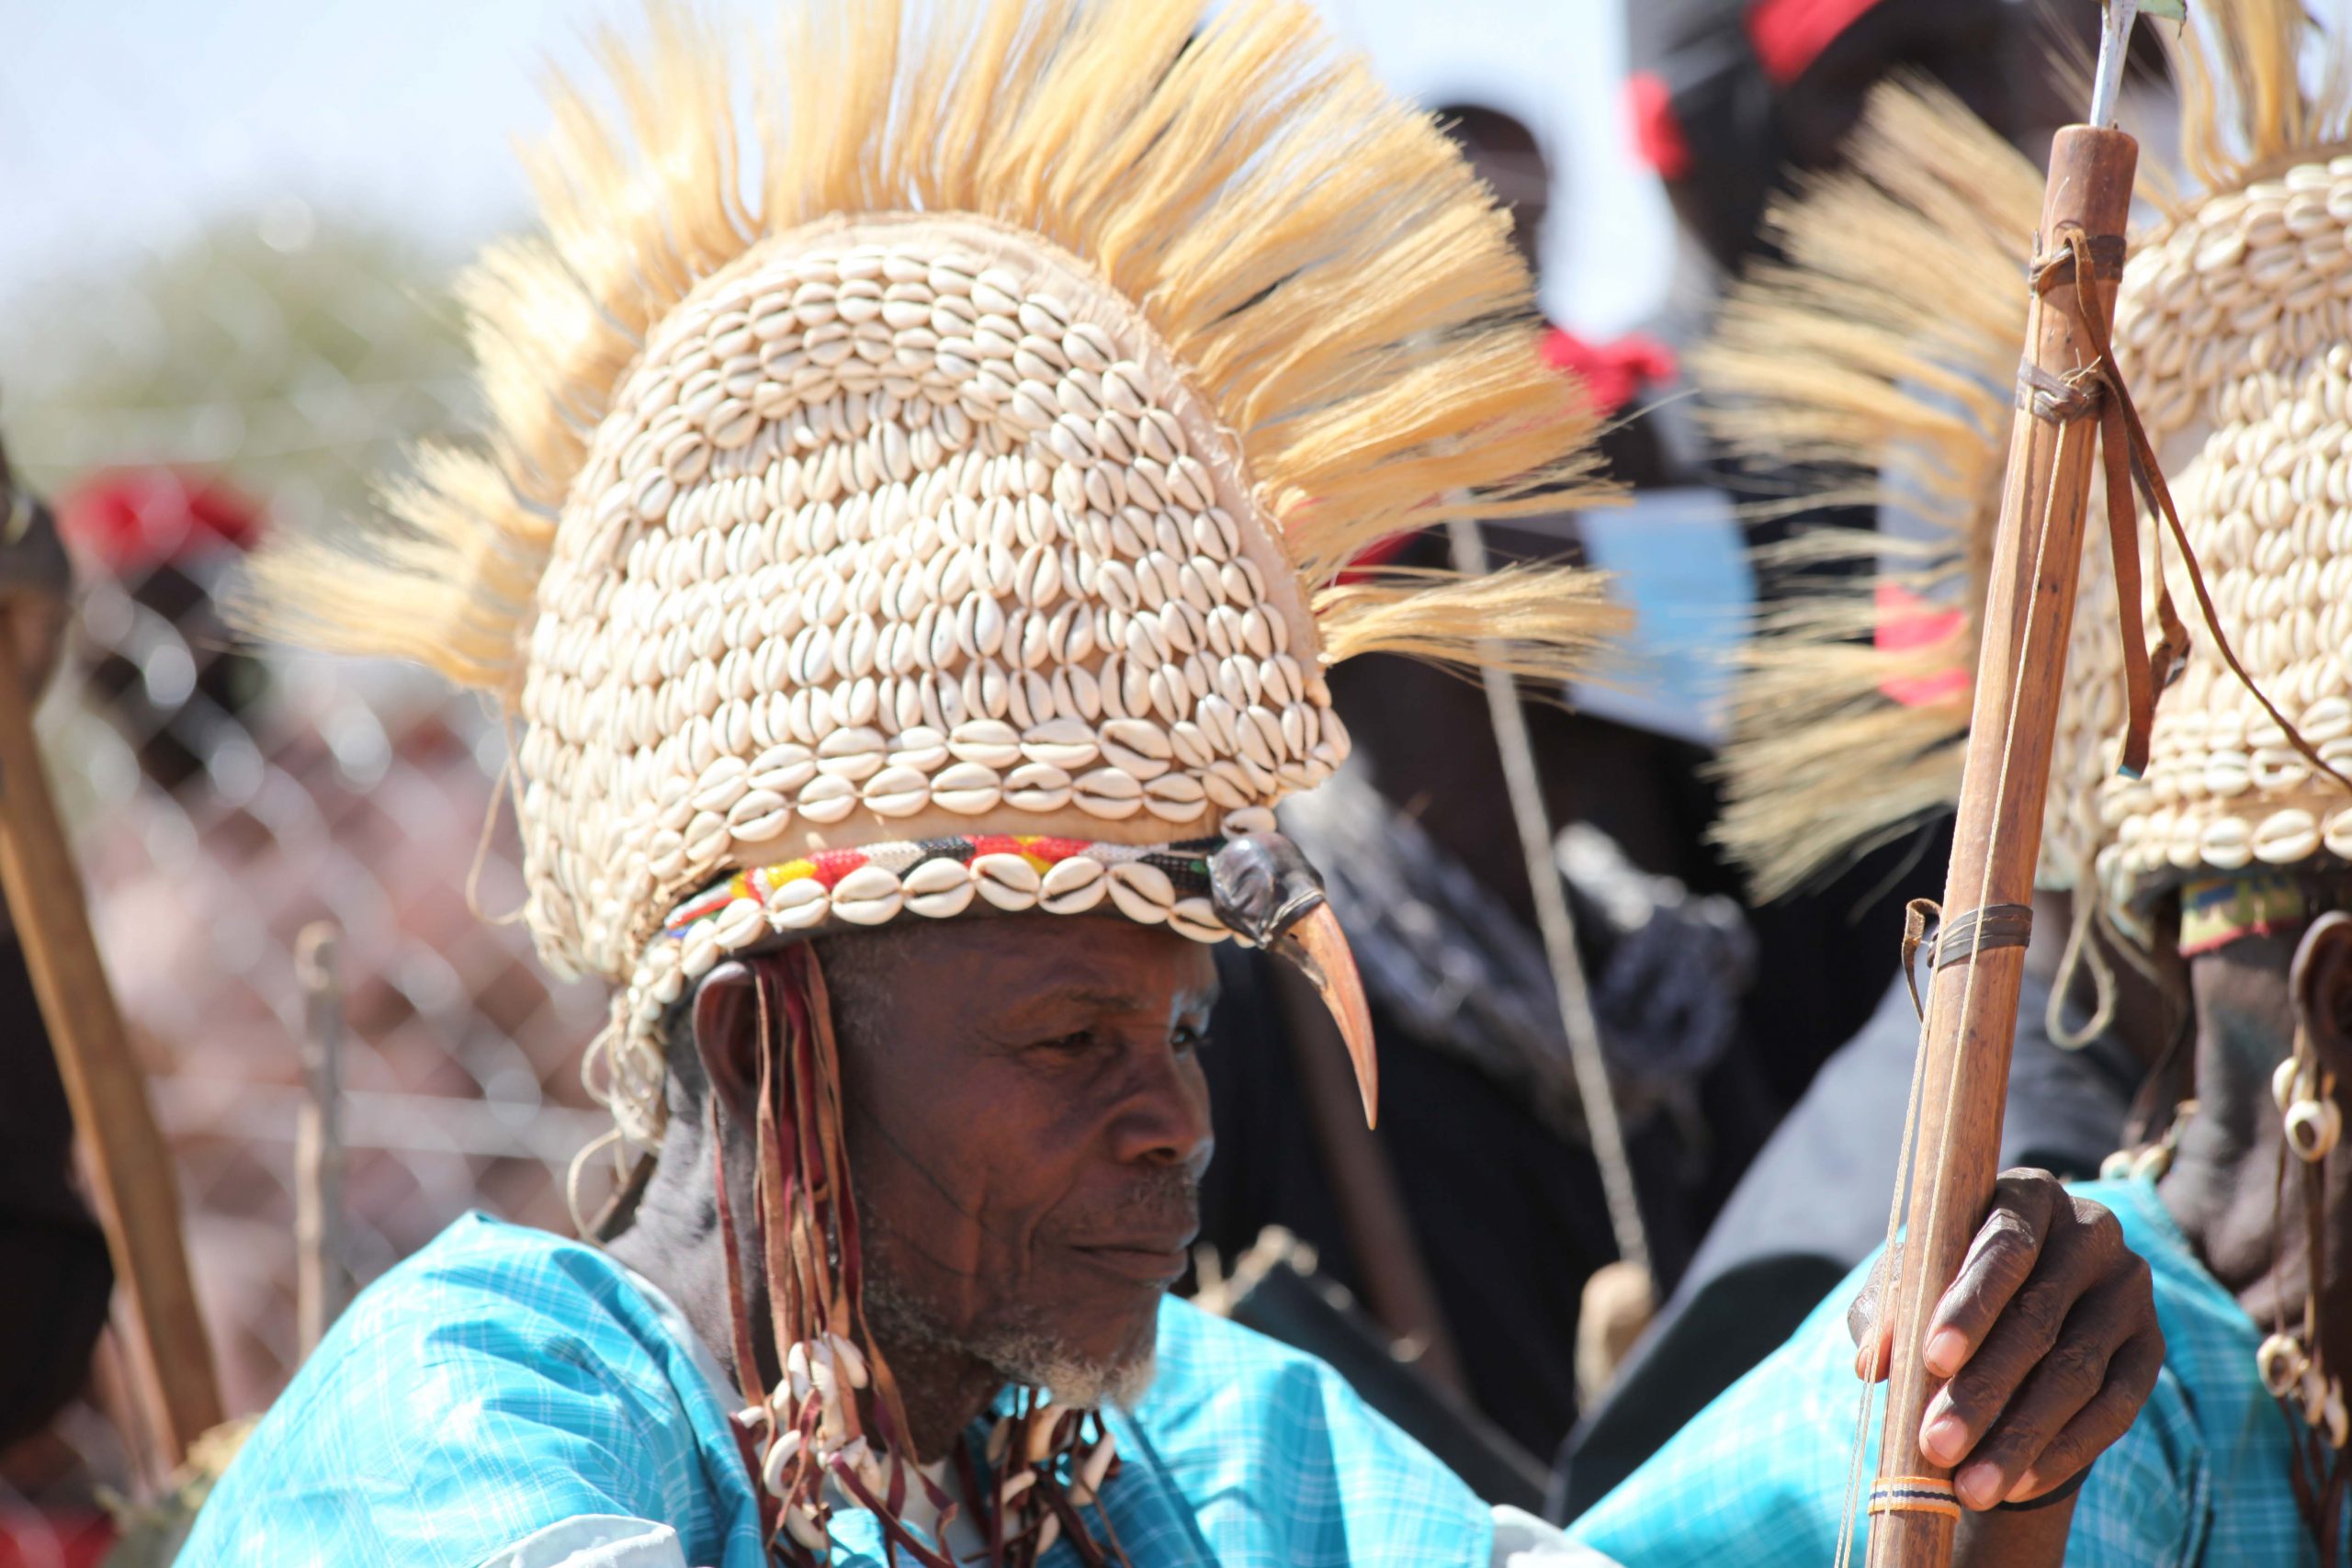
top-left (1023, 716), bottom-right (1100, 770)
top-left (831, 863), bottom-right (905, 925)
top-left (797, 773), bottom-right (858, 824)
top-left (903, 856), bottom-right (977, 919)
top-left (1105, 861), bottom-right (1176, 923)
top-left (886, 726), bottom-right (950, 772)
top-left (1004, 761), bottom-right (1075, 812)
top-left (862, 763), bottom-right (932, 818)
top-left (932, 761), bottom-right (1004, 815)
top-left (1100, 716), bottom-right (1175, 780)
top-left (1201, 762), bottom-right (1251, 810)
top-left (684, 809), bottom-right (731, 865)
top-left (1039, 856), bottom-right (1109, 914)
top-left (1065, 321), bottom-right (1115, 371)
top-left (692, 756), bottom-right (752, 815)
top-left (948, 717), bottom-right (1023, 769)
top-left (1318, 705), bottom-right (1351, 761)
top-left (1196, 694), bottom-right (1240, 754)
top-left (1063, 662), bottom-right (1103, 722)
top-left (1097, 559), bottom-right (1140, 614)
top-left (2198, 815), bottom-right (2254, 868)
top-left (1168, 721), bottom-right (1214, 771)
top-left (1166, 897), bottom-right (1227, 943)
top-left (728, 784), bottom-right (793, 833)
top-left (972, 852), bottom-right (1042, 910)
top-left (2255, 807), bottom-right (2322, 863)
top-left (1280, 702), bottom-right (1313, 758)
top-left (1143, 772), bottom-right (1208, 823)
top-left (712, 897), bottom-right (767, 952)
top-left (816, 725), bottom-right (889, 781)
top-left (1073, 766), bottom-right (1146, 819)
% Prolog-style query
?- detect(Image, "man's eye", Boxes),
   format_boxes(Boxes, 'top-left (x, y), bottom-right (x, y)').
top-left (1034, 1030), bottom-right (1095, 1055)
top-left (1170, 1024), bottom-right (1206, 1055)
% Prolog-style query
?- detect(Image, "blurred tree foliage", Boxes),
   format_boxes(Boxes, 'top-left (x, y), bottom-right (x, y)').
top-left (2, 211), bottom-right (476, 537)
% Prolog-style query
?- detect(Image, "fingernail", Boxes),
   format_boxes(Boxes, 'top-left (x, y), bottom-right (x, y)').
top-left (1956, 1462), bottom-right (2001, 1511)
top-left (1854, 1342), bottom-right (1872, 1379)
top-left (1922, 1414), bottom-right (1968, 1466)
top-left (1925, 1328), bottom-right (1965, 1376)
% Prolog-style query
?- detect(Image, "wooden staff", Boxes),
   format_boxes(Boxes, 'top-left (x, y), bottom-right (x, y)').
top-left (0, 616), bottom-right (223, 1466)
top-left (1863, 19), bottom-right (2142, 1565)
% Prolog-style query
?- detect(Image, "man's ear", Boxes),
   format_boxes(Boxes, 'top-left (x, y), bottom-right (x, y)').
top-left (2289, 910), bottom-right (2352, 1080)
top-left (692, 958), bottom-right (765, 1122)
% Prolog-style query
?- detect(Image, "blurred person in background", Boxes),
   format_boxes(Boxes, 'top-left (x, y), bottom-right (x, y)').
top-left (1193, 96), bottom-right (1772, 1480)
top-left (0, 437), bottom-right (119, 1560)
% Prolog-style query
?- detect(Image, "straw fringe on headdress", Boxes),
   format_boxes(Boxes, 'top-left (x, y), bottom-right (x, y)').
top-left (1697, 83), bottom-right (2105, 901)
top-left (250, 0), bottom-right (1610, 693)
top-left (240, 0), bottom-right (1624, 1148)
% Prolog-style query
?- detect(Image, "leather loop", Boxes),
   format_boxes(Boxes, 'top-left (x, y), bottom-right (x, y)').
top-left (1929, 902), bottom-right (2036, 969)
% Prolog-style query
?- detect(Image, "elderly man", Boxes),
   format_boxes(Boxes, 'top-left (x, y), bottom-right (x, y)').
top-left (1572, 8), bottom-right (2352, 1562)
top-left (182, 4), bottom-right (2159, 1565)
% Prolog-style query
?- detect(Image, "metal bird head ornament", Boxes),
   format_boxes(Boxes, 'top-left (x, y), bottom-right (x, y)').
top-left (1209, 829), bottom-right (1378, 1127)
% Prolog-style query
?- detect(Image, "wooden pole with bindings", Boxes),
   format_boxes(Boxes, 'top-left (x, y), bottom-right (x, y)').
top-left (1860, 4), bottom-right (2151, 1562)
top-left (0, 442), bottom-right (222, 1470)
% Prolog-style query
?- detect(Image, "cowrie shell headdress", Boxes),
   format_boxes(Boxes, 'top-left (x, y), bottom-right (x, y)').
top-left (245, 0), bottom-right (1626, 1145)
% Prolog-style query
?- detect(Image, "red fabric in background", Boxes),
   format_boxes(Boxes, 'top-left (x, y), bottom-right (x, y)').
top-left (0, 1510), bottom-right (114, 1568)
top-left (1747, 0), bottom-right (1889, 85)
top-left (1624, 72), bottom-right (1692, 180)
top-left (1872, 580), bottom-right (1970, 707)
top-left (1540, 328), bottom-right (1677, 423)
top-left (57, 469), bottom-right (260, 575)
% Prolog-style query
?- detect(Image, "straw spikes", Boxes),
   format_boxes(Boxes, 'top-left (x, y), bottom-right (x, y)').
top-left (244, 0), bottom-right (1611, 698)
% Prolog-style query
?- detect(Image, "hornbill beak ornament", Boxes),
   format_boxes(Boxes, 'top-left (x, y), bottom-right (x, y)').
top-left (1209, 831), bottom-right (1378, 1128)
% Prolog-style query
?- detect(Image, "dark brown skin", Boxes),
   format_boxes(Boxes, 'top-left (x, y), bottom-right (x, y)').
top-left (2161, 911), bottom-right (2352, 1383)
top-left (609, 915), bottom-right (1216, 1460)
top-left (1849, 1169), bottom-right (2163, 1564)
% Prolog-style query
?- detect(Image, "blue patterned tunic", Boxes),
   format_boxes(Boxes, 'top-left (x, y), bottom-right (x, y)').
top-left (1569, 1179), bottom-right (2338, 1566)
top-left (178, 1213), bottom-right (1514, 1567)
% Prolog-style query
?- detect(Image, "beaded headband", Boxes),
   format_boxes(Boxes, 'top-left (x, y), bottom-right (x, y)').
top-left (240, 0), bottom-right (1626, 1149)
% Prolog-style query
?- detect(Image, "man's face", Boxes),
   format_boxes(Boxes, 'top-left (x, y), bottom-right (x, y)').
top-left (829, 915), bottom-right (1217, 1403)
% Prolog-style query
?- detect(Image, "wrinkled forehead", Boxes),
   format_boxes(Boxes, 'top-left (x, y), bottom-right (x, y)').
top-left (816, 908), bottom-right (1222, 1022)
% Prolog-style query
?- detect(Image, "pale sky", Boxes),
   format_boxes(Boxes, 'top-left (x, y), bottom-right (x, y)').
top-left (0, 0), bottom-right (1678, 341)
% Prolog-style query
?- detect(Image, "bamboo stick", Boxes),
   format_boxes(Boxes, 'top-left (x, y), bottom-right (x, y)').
top-left (1864, 124), bottom-right (2138, 1568)
top-left (0, 618), bottom-right (222, 1466)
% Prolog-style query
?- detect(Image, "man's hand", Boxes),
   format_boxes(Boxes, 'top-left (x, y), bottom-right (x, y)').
top-left (1849, 1169), bottom-right (2164, 1512)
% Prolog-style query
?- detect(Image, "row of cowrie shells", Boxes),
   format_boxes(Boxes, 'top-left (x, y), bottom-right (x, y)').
top-left (2100, 797), bottom-right (2352, 874)
top-left (662, 854), bottom-right (1231, 998)
top-left (610, 245), bottom-right (1210, 521)
top-left (627, 805), bottom-right (1281, 1018)
top-left (627, 709), bottom-right (1341, 886)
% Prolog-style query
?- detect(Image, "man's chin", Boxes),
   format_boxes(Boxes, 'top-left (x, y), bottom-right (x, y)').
top-left (1033, 1343), bottom-right (1157, 1411)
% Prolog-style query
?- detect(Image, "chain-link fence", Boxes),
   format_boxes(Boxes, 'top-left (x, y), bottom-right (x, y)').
top-left (1, 216), bottom-right (616, 1563)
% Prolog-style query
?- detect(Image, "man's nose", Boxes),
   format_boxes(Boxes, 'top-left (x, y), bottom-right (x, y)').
top-left (1107, 1038), bottom-right (1214, 1177)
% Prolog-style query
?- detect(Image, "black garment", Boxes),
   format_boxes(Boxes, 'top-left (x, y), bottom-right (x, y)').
top-left (1195, 942), bottom-right (1696, 1461)
top-left (1550, 958), bottom-right (2145, 1520)
top-left (0, 934), bottom-right (113, 1447)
